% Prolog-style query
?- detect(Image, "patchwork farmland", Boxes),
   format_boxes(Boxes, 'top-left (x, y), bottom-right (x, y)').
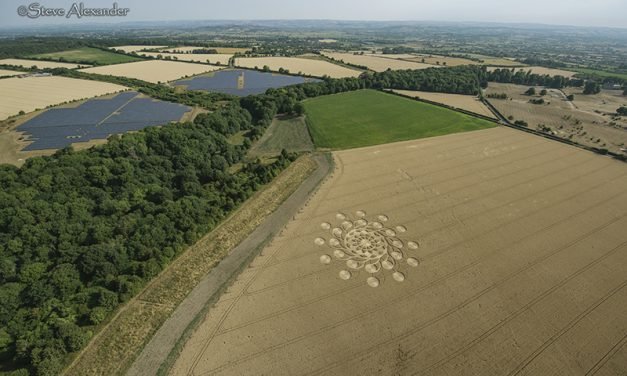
top-left (0, 58), bottom-right (90, 69)
top-left (171, 126), bottom-right (627, 375)
top-left (79, 60), bottom-right (221, 83)
top-left (31, 47), bottom-right (142, 65)
top-left (137, 52), bottom-right (232, 65)
top-left (322, 51), bottom-right (436, 71)
top-left (160, 46), bottom-right (250, 54)
top-left (0, 75), bottom-right (127, 120)
top-left (111, 45), bottom-right (168, 53)
top-left (235, 57), bottom-right (362, 78)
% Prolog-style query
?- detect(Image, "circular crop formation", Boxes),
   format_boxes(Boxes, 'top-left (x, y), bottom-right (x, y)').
top-left (315, 210), bottom-right (421, 287)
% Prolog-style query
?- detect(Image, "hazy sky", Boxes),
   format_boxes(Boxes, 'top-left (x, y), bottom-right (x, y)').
top-left (1, 0), bottom-right (625, 28)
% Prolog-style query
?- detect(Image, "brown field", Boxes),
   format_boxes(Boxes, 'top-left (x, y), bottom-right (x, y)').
top-left (79, 60), bottom-right (221, 83)
top-left (487, 66), bottom-right (577, 78)
top-left (137, 52), bottom-right (232, 65)
top-left (0, 76), bottom-right (127, 120)
top-left (111, 45), bottom-right (167, 53)
top-left (322, 52), bottom-right (435, 72)
top-left (160, 46), bottom-right (250, 54)
top-left (171, 126), bottom-right (627, 375)
top-left (0, 58), bottom-right (90, 69)
top-left (392, 89), bottom-right (496, 118)
top-left (404, 54), bottom-right (479, 67)
top-left (485, 83), bottom-right (627, 153)
top-left (235, 57), bottom-right (362, 78)
top-left (0, 69), bottom-right (24, 77)
top-left (563, 88), bottom-right (627, 116)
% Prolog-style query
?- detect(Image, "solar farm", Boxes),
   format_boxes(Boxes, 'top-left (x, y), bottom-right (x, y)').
top-left (174, 69), bottom-right (320, 96)
top-left (16, 91), bottom-right (190, 150)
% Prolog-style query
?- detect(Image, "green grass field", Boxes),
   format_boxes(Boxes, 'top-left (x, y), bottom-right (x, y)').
top-left (573, 68), bottom-right (627, 81)
top-left (304, 89), bottom-right (496, 149)
top-left (31, 47), bottom-right (142, 65)
top-left (249, 115), bottom-right (314, 156)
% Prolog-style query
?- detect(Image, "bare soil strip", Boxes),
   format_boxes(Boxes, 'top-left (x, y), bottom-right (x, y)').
top-left (62, 154), bottom-right (326, 376)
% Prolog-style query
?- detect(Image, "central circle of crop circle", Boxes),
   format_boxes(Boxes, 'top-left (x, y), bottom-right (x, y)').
top-left (344, 228), bottom-right (387, 259)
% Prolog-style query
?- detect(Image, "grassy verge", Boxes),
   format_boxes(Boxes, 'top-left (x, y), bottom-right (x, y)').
top-left (63, 155), bottom-right (318, 376)
top-left (304, 89), bottom-right (496, 149)
top-left (248, 115), bottom-right (314, 157)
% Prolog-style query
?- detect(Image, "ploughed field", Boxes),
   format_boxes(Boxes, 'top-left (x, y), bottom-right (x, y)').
top-left (17, 91), bottom-right (190, 150)
top-left (174, 69), bottom-right (319, 96)
top-left (171, 126), bottom-right (627, 376)
top-left (304, 89), bottom-right (495, 149)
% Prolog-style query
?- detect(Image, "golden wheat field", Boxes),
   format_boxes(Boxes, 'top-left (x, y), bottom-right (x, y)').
top-left (322, 52), bottom-right (435, 71)
top-left (0, 69), bottom-right (23, 77)
top-left (0, 58), bottom-right (91, 69)
top-left (392, 90), bottom-right (496, 118)
top-left (405, 54), bottom-right (479, 67)
top-left (171, 126), bottom-right (627, 376)
top-left (137, 52), bottom-right (232, 65)
top-left (79, 60), bottom-right (221, 83)
top-left (0, 76), bottom-right (127, 120)
top-left (235, 57), bottom-right (362, 78)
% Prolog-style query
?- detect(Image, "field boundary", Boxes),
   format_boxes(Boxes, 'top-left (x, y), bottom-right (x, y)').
top-left (127, 153), bottom-right (332, 376)
top-left (385, 89), bottom-right (499, 123)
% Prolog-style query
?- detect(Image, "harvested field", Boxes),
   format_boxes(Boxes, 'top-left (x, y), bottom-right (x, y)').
top-left (304, 90), bottom-right (495, 149)
top-left (249, 115), bottom-right (314, 156)
top-left (563, 88), bottom-right (627, 116)
top-left (0, 69), bottom-right (23, 77)
top-left (393, 89), bottom-right (496, 118)
top-left (485, 83), bottom-right (627, 153)
top-left (137, 52), bottom-right (232, 65)
top-left (235, 57), bottom-right (361, 78)
top-left (487, 66), bottom-right (577, 78)
top-left (171, 126), bottom-right (627, 376)
top-left (31, 47), bottom-right (142, 65)
top-left (160, 46), bottom-right (250, 54)
top-left (322, 52), bottom-right (435, 71)
top-left (0, 75), bottom-right (127, 120)
top-left (79, 60), bottom-right (221, 84)
top-left (111, 45), bottom-right (167, 53)
top-left (0, 58), bottom-right (90, 69)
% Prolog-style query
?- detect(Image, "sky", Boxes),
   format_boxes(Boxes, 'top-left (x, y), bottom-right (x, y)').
top-left (0, 0), bottom-right (625, 29)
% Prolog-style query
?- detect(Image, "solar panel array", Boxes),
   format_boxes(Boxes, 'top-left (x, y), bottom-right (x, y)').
top-left (175, 69), bottom-right (320, 96)
top-left (18, 91), bottom-right (190, 151)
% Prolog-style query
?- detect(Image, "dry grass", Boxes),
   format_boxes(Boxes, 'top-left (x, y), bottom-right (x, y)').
top-left (485, 83), bottom-right (627, 152)
top-left (0, 69), bottom-right (24, 77)
top-left (0, 76), bottom-right (127, 120)
top-left (235, 57), bottom-right (362, 78)
top-left (111, 45), bottom-right (167, 53)
top-left (0, 58), bottom-right (90, 69)
top-left (487, 66), bottom-right (577, 78)
top-left (322, 52), bottom-right (436, 72)
top-left (79, 60), bottom-right (221, 84)
top-left (137, 52), bottom-right (232, 65)
top-left (171, 127), bottom-right (627, 375)
top-left (393, 90), bottom-right (496, 118)
top-left (63, 156), bottom-right (318, 376)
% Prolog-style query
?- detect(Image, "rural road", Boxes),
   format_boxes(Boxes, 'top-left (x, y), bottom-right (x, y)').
top-left (126, 153), bottom-right (332, 376)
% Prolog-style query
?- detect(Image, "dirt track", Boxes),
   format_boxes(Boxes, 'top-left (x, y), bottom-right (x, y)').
top-left (127, 154), bottom-right (332, 376)
top-left (171, 127), bottom-right (627, 376)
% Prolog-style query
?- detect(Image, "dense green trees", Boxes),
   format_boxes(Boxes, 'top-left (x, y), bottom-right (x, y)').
top-left (583, 81), bottom-right (601, 94)
top-left (618, 106), bottom-right (627, 116)
top-left (486, 68), bottom-right (572, 88)
top-left (0, 100), bottom-right (295, 375)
